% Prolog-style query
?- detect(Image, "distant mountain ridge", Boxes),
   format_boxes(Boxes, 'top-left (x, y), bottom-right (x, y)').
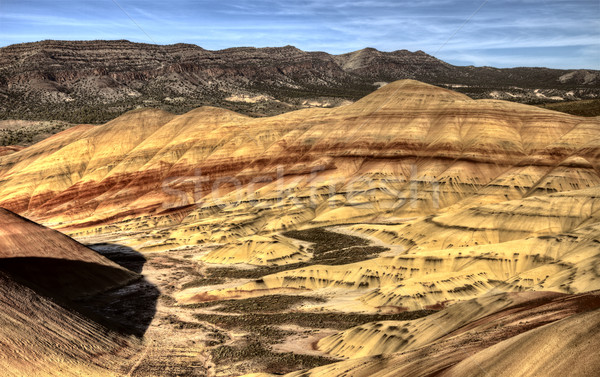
top-left (0, 39), bottom-right (598, 123)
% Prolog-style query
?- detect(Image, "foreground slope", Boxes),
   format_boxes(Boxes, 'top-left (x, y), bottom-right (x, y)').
top-left (0, 209), bottom-right (148, 375)
top-left (0, 207), bottom-right (137, 299)
top-left (0, 271), bottom-right (140, 377)
top-left (248, 291), bottom-right (600, 377)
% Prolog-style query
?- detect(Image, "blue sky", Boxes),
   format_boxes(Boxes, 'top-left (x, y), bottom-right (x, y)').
top-left (0, 0), bottom-right (598, 69)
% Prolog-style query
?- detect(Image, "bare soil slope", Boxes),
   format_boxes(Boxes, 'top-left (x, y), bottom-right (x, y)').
top-left (0, 80), bottom-right (599, 376)
top-left (0, 207), bottom-right (137, 299)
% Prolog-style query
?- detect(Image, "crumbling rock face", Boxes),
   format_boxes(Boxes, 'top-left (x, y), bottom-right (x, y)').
top-left (1, 40), bottom-right (598, 122)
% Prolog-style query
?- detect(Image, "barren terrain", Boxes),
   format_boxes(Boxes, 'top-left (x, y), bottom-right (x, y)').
top-left (1, 80), bottom-right (599, 376)
top-left (1, 40), bottom-right (598, 124)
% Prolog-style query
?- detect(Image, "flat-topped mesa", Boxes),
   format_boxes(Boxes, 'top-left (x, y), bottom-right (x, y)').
top-left (2, 39), bottom-right (598, 127)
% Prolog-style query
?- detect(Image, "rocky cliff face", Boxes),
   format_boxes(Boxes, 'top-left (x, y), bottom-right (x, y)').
top-left (1, 40), bottom-right (598, 123)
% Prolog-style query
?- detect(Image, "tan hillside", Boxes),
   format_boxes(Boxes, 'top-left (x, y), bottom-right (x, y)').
top-left (0, 271), bottom-right (140, 377)
top-left (0, 210), bottom-right (146, 375)
top-left (437, 308), bottom-right (600, 377)
top-left (1, 80), bottom-right (599, 309)
top-left (244, 291), bottom-right (600, 377)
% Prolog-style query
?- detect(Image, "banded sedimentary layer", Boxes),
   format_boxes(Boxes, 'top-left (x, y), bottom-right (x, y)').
top-left (1, 80), bottom-right (598, 309)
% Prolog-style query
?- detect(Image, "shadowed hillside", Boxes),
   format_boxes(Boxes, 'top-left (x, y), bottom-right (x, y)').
top-left (0, 209), bottom-right (162, 375)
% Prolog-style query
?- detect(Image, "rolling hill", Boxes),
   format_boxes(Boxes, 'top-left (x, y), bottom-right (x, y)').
top-left (0, 207), bottom-right (137, 299)
top-left (1, 80), bottom-right (598, 306)
top-left (0, 79), bottom-right (599, 376)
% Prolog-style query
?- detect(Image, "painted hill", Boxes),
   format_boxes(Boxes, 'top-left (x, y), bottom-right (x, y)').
top-left (0, 79), bottom-right (599, 375)
top-left (0, 80), bottom-right (598, 310)
top-left (247, 290), bottom-right (600, 377)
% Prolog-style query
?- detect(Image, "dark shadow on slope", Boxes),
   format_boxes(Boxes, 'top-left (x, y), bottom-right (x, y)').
top-left (81, 243), bottom-right (160, 337)
top-left (88, 243), bottom-right (148, 273)
top-left (0, 244), bottom-right (159, 337)
top-left (0, 258), bottom-right (136, 301)
top-left (187, 227), bottom-right (389, 285)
